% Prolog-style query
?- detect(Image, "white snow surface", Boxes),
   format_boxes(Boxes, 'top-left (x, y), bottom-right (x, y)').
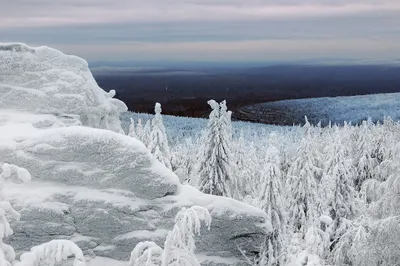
top-left (84, 257), bottom-right (126, 266)
top-left (0, 43), bottom-right (127, 133)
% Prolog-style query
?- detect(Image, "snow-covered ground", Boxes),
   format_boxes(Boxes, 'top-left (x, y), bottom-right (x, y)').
top-left (121, 111), bottom-right (300, 147)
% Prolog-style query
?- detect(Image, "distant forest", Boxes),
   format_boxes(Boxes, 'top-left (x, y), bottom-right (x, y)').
top-left (92, 65), bottom-right (400, 119)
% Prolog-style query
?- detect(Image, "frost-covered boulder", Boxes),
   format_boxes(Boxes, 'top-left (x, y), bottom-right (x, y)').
top-left (1, 124), bottom-right (178, 199)
top-left (0, 112), bottom-right (270, 265)
top-left (5, 181), bottom-right (269, 265)
top-left (0, 43), bottom-right (127, 133)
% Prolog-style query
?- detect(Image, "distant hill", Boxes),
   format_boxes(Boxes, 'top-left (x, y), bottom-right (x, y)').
top-left (235, 92), bottom-right (400, 126)
top-left (92, 64), bottom-right (400, 119)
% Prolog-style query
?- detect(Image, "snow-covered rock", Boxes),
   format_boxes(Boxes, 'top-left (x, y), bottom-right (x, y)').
top-left (0, 113), bottom-right (269, 264)
top-left (0, 43), bottom-right (127, 133)
top-left (0, 44), bottom-right (270, 265)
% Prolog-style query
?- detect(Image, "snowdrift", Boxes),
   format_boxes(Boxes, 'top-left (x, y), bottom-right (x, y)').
top-left (0, 43), bottom-right (270, 265)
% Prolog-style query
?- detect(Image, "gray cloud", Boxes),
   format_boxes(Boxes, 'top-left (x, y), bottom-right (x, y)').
top-left (1, 0), bottom-right (400, 62)
top-left (1, 0), bottom-right (400, 27)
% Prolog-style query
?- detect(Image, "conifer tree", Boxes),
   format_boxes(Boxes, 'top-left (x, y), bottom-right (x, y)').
top-left (320, 128), bottom-right (356, 236)
top-left (149, 103), bottom-right (172, 169)
top-left (286, 120), bottom-right (321, 234)
top-left (142, 119), bottom-right (152, 147)
top-left (161, 206), bottom-right (211, 266)
top-left (128, 118), bottom-right (137, 138)
top-left (198, 100), bottom-right (233, 197)
top-left (354, 121), bottom-right (378, 190)
top-left (136, 118), bottom-right (144, 141)
top-left (258, 133), bottom-right (286, 264)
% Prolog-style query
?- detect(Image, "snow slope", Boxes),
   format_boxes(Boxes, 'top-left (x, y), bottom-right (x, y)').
top-left (237, 92), bottom-right (400, 126)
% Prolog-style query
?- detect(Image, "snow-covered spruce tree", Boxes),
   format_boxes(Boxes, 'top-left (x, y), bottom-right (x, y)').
top-left (319, 127), bottom-right (357, 237)
top-left (371, 120), bottom-right (396, 182)
top-left (286, 119), bottom-right (322, 234)
top-left (149, 103), bottom-right (172, 169)
top-left (172, 137), bottom-right (196, 183)
top-left (330, 217), bottom-right (374, 266)
top-left (331, 142), bottom-right (400, 266)
top-left (233, 130), bottom-right (257, 197)
top-left (16, 240), bottom-right (85, 266)
top-left (128, 118), bottom-right (137, 138)
top-left (130, 206), bottom-right (211, 266)
top-left (136, 118), bottom-right (145, 141)
top-left (142, 120), bottom-right (152, 146)
top-left (285, 215), bottom-right (332, 266)
top-left (219, 100), bottom-right (232, 142)
top-left (257, 133), bottom-right (286, 264)
top-left (353, 121), bottom-right (378, 191)
top-left (162, 206), bottom-right (211, 266)
top-left (219, 100), bottom-right (238, 196)
top-left (0, 163), bottom-right (31, 266)
top-left (128, 241), bottom-right (163, 266)
top-left (198, 100), bottom-right (234, 197)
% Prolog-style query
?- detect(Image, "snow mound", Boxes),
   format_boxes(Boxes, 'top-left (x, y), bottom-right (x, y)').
top-left (0, 43), bottom-right (127, 133)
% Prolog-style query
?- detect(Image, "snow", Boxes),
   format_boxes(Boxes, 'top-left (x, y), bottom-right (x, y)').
top-left (114, 229), bottom-right (169, 241)
top-left (84, 256), bottom-right (126, 266)
top-left (243, 92), bottom-right (400, 126)
top-left (319, 215), bottom-right (333, 225)
top-left (70, 234), bottom-right (98, 243)
top-left (5, 180), bottom-right (269, 229)
top-left (16, 240), bottom-right (85, 266)
top-left (4, 181), bottom-right (148, 213)
top-left (0, 43), bottom-right (127, 133)
top-left (169, 185), bottom-right (269, 226)
top-left (93, 245), bottom-right (116, 252)
top-left (196, 253), bottom-right (244, 265)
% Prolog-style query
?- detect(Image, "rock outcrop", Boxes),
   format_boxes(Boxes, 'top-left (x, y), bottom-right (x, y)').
top-left (0, 43), bottom-right (127, 133)
top-left (0, 43), bottom-right (270, 265)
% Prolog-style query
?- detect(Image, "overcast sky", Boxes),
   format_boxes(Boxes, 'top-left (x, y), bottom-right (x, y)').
top-left (1, 0), bottom-right (400, 63)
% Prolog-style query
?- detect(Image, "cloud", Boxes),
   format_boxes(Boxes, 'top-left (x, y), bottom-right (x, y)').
top-left (47, 37), bottom-right (400, 62)
top-left (1, 0), bottom-right (400, 28)
top-left (1, 0), bottom-right (399, 61)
